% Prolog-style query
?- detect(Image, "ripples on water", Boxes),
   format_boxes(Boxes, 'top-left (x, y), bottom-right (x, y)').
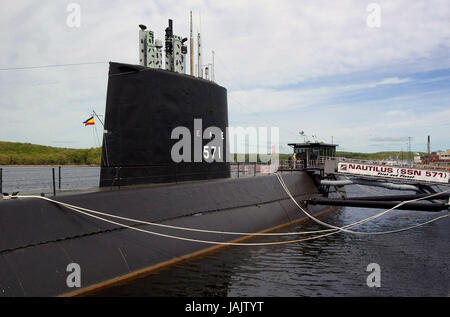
top-left (0, 166), bottom-right (100, 194)
top-left (1, 166), bottom-right (448, 296)
top-left (93, 184), bottom-right (449, 297)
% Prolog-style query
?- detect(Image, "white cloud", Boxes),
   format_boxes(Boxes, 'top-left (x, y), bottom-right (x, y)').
top-left (228, 76), bottom-right (412, 115)
top-left (0, 0), bottom-right (449, 151)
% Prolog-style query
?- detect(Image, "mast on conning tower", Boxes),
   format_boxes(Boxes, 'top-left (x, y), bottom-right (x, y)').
top-left (190, 11), bottom-right (194, 76)
top-left (137, 16), bottom-right (212, 79)
top-left (197, 32), bottom-right (202, 78)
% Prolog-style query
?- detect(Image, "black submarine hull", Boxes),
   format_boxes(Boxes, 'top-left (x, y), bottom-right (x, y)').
top-left (0, 172), bottom-right (336, 296)
top-left (0, 62), bottom-right (340, 296)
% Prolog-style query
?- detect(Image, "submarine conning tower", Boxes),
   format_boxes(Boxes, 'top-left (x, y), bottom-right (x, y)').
top-left (99, 19), bottom-right (230, 187)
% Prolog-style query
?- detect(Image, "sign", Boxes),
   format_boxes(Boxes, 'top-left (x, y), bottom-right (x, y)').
top-left (337, 162), bottom-right (449, 184)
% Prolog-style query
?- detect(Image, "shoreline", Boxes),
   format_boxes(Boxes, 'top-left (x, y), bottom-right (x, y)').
top-left (0, 164), bottom-right (100, 167)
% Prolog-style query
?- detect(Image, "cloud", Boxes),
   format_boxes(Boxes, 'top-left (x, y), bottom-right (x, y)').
top-left (0, 0), bottom-right (449, 152)
top-left (369, 136), bottom-right (409, 142)
top-left (228, 76), bottom-right (412, 115)
top-left (340, 77), bottom-right (412, 90)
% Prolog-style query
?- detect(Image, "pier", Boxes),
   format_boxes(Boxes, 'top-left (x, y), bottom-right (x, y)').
top-left (290, 157), bottom-right (450, 212)
top-left (277, 140), bottom-right (449, 212)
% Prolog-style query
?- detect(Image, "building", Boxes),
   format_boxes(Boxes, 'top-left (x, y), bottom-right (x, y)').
top-left (414, 153), bottom-right (422, 163)
top-left (288, 142), bottom-right (337, 167)
top-left (437, 149), bottom-right (450, 161)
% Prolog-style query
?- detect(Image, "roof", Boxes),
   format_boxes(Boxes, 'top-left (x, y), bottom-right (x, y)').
top-left (288, 142), bottom-right (338, 147)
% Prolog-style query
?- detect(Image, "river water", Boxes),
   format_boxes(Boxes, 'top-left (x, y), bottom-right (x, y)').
top-left (92, 184), bottom-right (449, 297)
top-left (0, 165), bottom-right (100, 194)
top-left (1, 166), bottom-right (449, 296)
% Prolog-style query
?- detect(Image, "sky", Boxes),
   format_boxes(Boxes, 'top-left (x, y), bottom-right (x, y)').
top-left (0, 0), bottom-right (449, 154)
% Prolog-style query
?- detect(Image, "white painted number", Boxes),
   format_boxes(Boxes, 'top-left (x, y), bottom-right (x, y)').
top-left (203, 146), bottom-right (221, 160)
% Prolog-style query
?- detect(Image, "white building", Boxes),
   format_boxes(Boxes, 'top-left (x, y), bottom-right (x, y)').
top-left (414, 153), bottom-right (421, 163)
top-left (437, 149), bottom-right (450, 161)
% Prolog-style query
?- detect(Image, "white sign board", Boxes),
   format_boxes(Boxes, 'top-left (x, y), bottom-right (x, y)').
top-left (337, 163), bottom-right (449, 184)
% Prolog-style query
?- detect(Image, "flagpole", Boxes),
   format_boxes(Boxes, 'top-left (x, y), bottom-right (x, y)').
top-left (92, 110), bottom-right (104, 127)
top-left (92, 109), bottom-right (109, 167)
top-left (91, 111), bottom-right (97, 148)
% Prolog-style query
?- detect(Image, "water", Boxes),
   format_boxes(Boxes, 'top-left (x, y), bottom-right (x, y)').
top-left (90, 184), bottom-right (450, 297)
top-left (0, 164), bottom-right (264, 194)
top-left (1, 166), bottom-right (449, 296)
top-left (0, 165), bottom-right (100, 194)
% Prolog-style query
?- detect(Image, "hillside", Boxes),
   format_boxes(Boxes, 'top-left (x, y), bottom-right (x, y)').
top-left (0, 141), bottom-right (422, 165)
top-left (0, 141), bottom-right (101, 165)
top-left (335, 151), bottom-right (422, 161)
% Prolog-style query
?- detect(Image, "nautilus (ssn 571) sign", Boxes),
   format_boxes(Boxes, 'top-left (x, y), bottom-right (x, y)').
top-left (337, 163), bottom-right (449, 184)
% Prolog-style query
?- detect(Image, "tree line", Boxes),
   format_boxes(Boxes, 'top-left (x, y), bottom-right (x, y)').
top-left (0, 141), bottom-right (101, 165)
top-left (0, 141), bottom-right (421, 165)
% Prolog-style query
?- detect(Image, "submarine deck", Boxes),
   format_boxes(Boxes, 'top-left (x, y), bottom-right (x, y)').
top-left (0, 171), bottom-right (336, 296)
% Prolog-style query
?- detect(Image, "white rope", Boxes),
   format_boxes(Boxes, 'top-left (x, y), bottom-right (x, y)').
top-left (15, 178), bottom-right (449, 246)
top-left (47, 200), bottom-right (450, 246)
top-left (275, 172), bottom-right (449, 235)
top-left (20, 188), bottom-right (447, 238)
top-left (17, 195), bottom-right (337, 236)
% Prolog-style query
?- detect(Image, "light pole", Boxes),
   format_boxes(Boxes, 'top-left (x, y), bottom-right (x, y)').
top-left (211, 50), bottom-right (215, 82)
top-left (408, 136), bottom-right (412, 166)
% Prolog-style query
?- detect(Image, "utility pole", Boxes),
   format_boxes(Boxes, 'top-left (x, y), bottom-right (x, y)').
top-left (408, 136), bottom-right (412, 166)
top-left (406, 143), bottom-right (408, 164)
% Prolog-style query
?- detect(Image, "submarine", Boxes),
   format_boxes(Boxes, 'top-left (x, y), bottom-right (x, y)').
top-left (0, 19), bottom-right (341, 297)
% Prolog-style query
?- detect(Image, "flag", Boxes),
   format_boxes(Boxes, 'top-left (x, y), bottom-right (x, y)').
top-left (83, 116), bottom-right (95, 126)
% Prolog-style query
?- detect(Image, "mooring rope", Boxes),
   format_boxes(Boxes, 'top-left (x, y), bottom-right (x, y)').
top-left (17, 195), bottom-right (337, 236)
top-left (36, 196), bottom-right (450, 246)
top-left (275, 172), bottom-right (449, 235)
top-left (14, 195), bottom-right (447, 246)
top-left (14, 177), bottom-right (449, 246)
top-left (18, 187), bottom-right (447, 238)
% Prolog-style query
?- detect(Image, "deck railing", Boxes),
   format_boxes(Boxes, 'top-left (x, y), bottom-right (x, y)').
top-left (2, 158), bottom-right (448, 195)
top-left (277, 160), bottom-right (305, 171)
top-left (277, 156), bottom-right (450, 173)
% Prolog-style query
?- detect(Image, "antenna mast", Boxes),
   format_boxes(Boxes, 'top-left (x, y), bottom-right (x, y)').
top-left (197, 32), bottom-right (202, 78)
top-left (211, 50), bottom-right (215, 82)
top-left (190, 11), bottom-right (194, 76)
